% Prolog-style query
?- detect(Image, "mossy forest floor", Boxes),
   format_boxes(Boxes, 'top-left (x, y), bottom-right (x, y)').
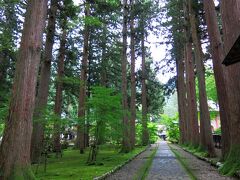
top-left (33, 145), bottom-right (146, 180)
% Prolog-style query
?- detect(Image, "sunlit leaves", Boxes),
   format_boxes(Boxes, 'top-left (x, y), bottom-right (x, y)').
top-left (83, 16), bottom-right (102, 26)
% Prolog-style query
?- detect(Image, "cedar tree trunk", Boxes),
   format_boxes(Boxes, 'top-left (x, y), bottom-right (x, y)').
top-left (130, 0), bottom-right (136, 149)
top-left (188, 0), bottom-right (215, 157)
top-left (76, 2), bottom-right (90, 154)
top-left (176, 53), bottom-right (188, 144)
top-left (141, 25), bottom-right (149, 146)
top-left (0, 0), bottom-right (47, 178)
top-left (203, 0), bottom-right (230, 159)
top-left (53, 29), bottom-right (67, 156)
top-left (121, 0), bottom-right (131, 152)
top-left (185, 41), bottom-right (199, 146)
top-left (100, 23), bottom-right (107, 87)
top-left (31, 0), bottom-right (58, 163)
top-left (183, 1), bottom-right (199, 145)
top-left (220, 0), bottom-right (240, 174)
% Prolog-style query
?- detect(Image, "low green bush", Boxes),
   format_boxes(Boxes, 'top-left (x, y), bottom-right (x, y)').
top-left (214, 127), bottom-right (221, 135)
top-left (148, 122), bottom-right (159, 144)
top-left (160, 114), bottom-right (179, 143)
top-left (135, 121), bottom-right (159, 145)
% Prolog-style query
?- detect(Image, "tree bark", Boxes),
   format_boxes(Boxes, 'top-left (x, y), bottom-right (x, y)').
top-left (0, 0), bottom-right (47, 179)
top-left (100, 23), bottom-right (107, 87)
top-left (185, 41), bottom-right (199, 146)
top-left (31, 0), bottom-right (58, 163)
top-left (130, 0), bottom-right (136, 149)
top-left (84, 55), bottom-right (92, 147)
top-left (76, 2), bottom-right (90, 154)
top-left (53, 29), bottom-right (67, 157)
top-left (220, 0), bottom-right (240, 173)
top-left (188, 0), bottom-right (215, 157)
top-left (183, 0), bottom-right (199, 146)
top-left (121, 0), bottom-right (131, 152)
top-left (203, 0), bottom-right (230, 159)
top-left (141, 25), bottom-right (149, 146)
top-left (176, 52), bottom-right (188, 144)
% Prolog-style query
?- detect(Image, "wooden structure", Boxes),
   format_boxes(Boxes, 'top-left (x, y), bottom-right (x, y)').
top-left (222, 34), bottom-right (240, 65)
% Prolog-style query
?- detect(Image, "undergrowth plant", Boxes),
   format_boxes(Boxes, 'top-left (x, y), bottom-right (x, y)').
top-left (160, 114), bottom-right (179, 143)
top-left (86, 86), bottom-right (123, 164)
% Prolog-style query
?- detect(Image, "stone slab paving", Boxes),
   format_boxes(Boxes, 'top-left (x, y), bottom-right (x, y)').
top-left (146, 141), bottom-right (190, 180)
top-left (105, 141), bottom-right (237, 180)
top-left (105, 144), bottom-right (157, 180)
top-left (170, 144), bottom-right (237, 180)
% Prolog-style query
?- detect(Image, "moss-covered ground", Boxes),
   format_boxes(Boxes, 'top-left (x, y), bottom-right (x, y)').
top-left (33, 145), bottom-right (146, 180)
top-left (181, 144), bottom-right (208, 158)
top-left (180, 144), bottom-right (220, 168)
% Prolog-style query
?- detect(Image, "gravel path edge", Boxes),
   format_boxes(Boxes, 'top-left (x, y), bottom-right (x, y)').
top-left (174, 144), bottom-right (240, 178)
top-left (93, 145), bottom-right (150, 180)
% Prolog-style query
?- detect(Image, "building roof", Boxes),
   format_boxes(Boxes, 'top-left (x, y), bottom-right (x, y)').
top-left (222, 34), bottom-right (240, 66)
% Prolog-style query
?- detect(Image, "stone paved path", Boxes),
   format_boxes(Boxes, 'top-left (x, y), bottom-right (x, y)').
top-left (105, 145), bottom-right (157, 180)
top-left (169, 144), bottom-right (237, 180)
top-left (105, 141), bottom-right (237, 180)
top-left (146, 141), bottom-right (190, 180)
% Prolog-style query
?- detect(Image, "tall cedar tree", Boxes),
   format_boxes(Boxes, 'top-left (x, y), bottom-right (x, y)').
top-left (121, 0), bottom-right (131, 152)
top-left (183, 0), bottom-right (199, 146)
top-left (203, 0), bottom-right (230, 159)
top-left (53, 27), bottom-right (67, 156)
top-left (188, 0), bottom-right (215, 156)
top-left (169, 0), bottom-right (188, 144)
top-left (176, 52), bottom-right (188, 144)
top-left (184, 41), bottom-right (199, 145)
top-left (100, 23), bottom-right (107, 87)
top-left (130, 0), bottom-right (136, 149)
top-left (141, 16), bottom-right (149, 146)
top-left (31, 0), bottom-right (58, 163)
top-left (77, 1), bottom-right (90, 154)
top-left (0, 0), bottom-right (47, 178)
top-left (220, 0), bottom-right (240, 174)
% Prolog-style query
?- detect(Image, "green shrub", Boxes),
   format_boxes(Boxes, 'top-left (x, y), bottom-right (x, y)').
top-left (148, 122), bottom-right (158, 144)
top-left (214, 127), bottom-right (221, 135)
top-left (160, 114), bottom-right (179, 143)
top-left (135, 123), bottom-right (143, 145)
top-left (135, 121), bottom-right (159, 145)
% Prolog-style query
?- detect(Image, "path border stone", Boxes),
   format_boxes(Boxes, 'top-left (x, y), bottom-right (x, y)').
top-left (169, 144), bottom-right (237, 180)
top-left (93, 145), bottom-right (149, 180)
top-left (176, 144), bottom-right (240, 178)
